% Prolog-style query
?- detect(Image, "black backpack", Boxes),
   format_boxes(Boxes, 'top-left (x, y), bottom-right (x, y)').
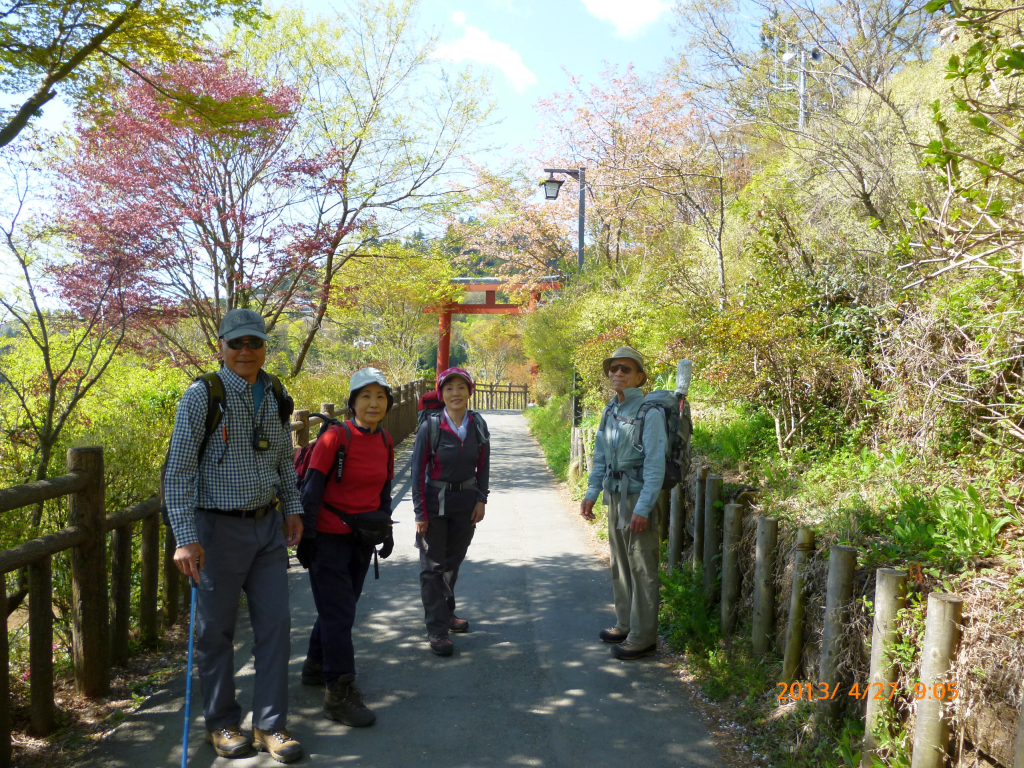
top-left (159, 371), bottom-right (293, 526)
top-left (420, 407), bottom-right (490, 463)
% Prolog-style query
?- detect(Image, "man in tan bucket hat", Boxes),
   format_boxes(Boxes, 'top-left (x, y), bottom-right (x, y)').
top-left (580, 345), bottom-right (666, 660)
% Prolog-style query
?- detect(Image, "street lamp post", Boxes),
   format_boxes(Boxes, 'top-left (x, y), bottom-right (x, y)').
top-left (781, 50), bottom-right (806, 130)
top-left (781, 47), bottom-right (820, 131)
top-left (540, 167), bottom-right (586, 425)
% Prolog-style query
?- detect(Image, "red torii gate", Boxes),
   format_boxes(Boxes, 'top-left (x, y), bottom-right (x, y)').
top-left (428, 279), bottom-right (561, 372)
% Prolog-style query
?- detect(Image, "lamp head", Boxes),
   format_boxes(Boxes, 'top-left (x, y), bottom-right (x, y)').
top-left (781, 51), bottom-right (797, 64)
top-left (540, 173), bottom-right (564, 201)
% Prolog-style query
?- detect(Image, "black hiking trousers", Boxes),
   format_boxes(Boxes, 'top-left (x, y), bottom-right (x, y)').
top-left (417, 510), bottom-right (476, 636)
top-left (306, 532), bottom-right (373, 683)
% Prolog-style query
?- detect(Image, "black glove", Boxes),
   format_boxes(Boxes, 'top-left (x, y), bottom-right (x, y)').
top-left (378, 533), bottom-right (394, 560)
top-left (296, 538), bottom-right (317, 569)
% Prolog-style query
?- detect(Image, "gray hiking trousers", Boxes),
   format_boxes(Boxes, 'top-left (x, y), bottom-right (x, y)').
top-left (194, 508), bottom-right (291, 731)
top-left (607, 492), bottom-right (661, 647)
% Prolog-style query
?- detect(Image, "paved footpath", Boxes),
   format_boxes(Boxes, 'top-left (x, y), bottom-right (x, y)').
top-left (86, 412), bottom-right (723, 768)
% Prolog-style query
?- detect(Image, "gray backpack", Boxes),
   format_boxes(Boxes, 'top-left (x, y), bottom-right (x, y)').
top-left (602, 390), bottom-right (692, 489)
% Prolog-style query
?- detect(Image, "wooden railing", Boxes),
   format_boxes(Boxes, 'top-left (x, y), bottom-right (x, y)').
top-left (469, 382), bottom-right (528, 411)
top-left (0, 446), bottom-right (163, 767)
top-left (0, 380), bottom-right (427, 767)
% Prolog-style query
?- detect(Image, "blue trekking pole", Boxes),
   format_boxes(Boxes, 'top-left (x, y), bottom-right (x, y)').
top-left (181, 572), bottom-right (198, 768)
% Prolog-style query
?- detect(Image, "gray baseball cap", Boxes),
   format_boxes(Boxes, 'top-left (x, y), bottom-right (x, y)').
top-left (218, 309), bottom-right (269, 341)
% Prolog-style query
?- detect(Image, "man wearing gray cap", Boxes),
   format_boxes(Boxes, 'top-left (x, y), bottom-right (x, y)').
top-left (580, 345), bottom-right (666, 660)
top-left (164, 308), bottom-right (304, 762)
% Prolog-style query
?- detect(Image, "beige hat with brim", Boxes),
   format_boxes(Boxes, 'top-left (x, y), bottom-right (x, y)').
top-left (602, 346), bottom-right (646, 377)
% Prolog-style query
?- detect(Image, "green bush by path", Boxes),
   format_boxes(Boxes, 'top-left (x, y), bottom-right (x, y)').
top-left (524, 396), bottom-right (573, 481)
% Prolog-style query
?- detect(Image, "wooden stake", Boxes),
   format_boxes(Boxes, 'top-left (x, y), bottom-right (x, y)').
top-left (781, 527), bottom-right (815, 684)
top-left (863, 568), bottom-right (908, 768)
top-left (818, 545), bottom-right (858, 724)
top-left (752, 517), bottom-right (778, 655)
top-left (910, 593), bottom-right (963, 768)
top-left (28, 557), bottom-right (53, 736)
top-left (139, 513), bottom-right (159, 646)
top-left (110, 522), bottom-right (133, 666)
top-left (720, 503), bottom-right (743, 635)
top-left (68, 446), bottom-right (109, 698)
top-left (668, 483), bottom-right (684, 573)
top-left (702, 475), bottom-right (724, 599)
top-left (693, 468), bottom-right (708, 567)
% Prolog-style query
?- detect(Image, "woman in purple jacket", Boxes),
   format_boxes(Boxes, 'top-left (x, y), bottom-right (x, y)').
top-left (412, 367), bottom-right (490, 656)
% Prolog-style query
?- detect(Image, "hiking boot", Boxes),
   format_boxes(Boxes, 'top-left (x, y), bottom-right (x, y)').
top-left (324, 674), bottom-right (376, 727)
top-left (599, 626), bottom-right (628, 644)
top-left (205, 725), bottom-right (251, 758)
top-left (449, 615), bottom-right (469, 633)
top-left (253, 728), bottom-right (303, 764)
top-left (611, 641), bottom-right (657, 660)
top-left (301, 657), bottom-right (323, 686)
top-left (428, 633), bottom-right (453, 656)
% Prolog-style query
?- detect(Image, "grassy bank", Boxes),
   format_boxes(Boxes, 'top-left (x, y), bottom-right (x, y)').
top-left (525, 395), bottom-right (1024, 768)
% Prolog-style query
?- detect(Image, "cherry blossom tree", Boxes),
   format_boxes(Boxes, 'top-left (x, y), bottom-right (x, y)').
top-left (59, 57), bottom-right (357, 371)
top-left (458, 67), bottom-right (700, 284)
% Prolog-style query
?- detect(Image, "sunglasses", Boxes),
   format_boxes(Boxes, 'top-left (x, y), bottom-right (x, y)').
top-left (608, 364), bottom-right (635, 374)
top-left (225, 337), bottom-right (266, 350)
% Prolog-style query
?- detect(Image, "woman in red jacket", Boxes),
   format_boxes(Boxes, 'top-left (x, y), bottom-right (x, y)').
top-left (297, 368), bottom-right (394, 728)
top-left (412, 367), bottom-right (490, 656)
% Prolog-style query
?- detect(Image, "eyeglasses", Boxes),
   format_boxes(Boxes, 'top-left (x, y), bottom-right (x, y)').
top-left (225, 338), bottom-right (266, 350)
top-left (608, 364), bottom-right (634, 374)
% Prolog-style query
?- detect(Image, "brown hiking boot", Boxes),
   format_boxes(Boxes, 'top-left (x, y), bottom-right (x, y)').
top-left (450, 615), bottom-right (469, 633)
top-left (611, 641), bottom-right (657, 660)
top-left (253, 728), bottom-right (303, 763)
top-left (324, 674), bottom-right (376, 727)
top-left (205, 725), bottom-right (251, 758)
top-left (428, 633), bottom-right (454, 656)
top-left (599, 626), bottom-right (628, 644)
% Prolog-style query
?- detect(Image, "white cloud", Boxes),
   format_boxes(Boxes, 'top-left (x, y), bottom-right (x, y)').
top-left (435, 13), bottom-right (538, 93)
top-left (579, 0), bottom-right (671, 39)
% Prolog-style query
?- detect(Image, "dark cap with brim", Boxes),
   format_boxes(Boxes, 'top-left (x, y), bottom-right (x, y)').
top-left (219, 308), bottom-right (269, 341)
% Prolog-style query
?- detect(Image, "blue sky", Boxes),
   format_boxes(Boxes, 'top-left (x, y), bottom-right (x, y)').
top-left (422, 0), bottom-right (680, 154)
top-left (13, 0), bottom-right (682, 157)
top-left (307, 0), bottom-right (683, 160)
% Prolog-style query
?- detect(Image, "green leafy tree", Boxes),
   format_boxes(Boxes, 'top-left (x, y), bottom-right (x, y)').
top-left (331, 242), bottom-right (460, 383)
top-left (0, 0), bottom-right (263, 147)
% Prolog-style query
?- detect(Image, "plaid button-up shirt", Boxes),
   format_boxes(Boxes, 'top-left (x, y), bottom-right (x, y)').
top-left (164, 366), bottom-right (302, 548)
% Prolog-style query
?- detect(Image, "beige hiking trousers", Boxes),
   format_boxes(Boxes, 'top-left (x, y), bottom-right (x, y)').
top-left (607, 491), bottom-right (661, 647)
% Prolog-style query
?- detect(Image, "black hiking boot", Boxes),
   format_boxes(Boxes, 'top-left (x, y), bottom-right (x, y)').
top-left (301, 657), bottom-right (323, 686)
top-left (324, 674), bottom-right (376, 727)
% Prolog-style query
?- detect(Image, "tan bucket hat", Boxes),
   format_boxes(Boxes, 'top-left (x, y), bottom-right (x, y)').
top-left (602, 346), bottom-right (646, 379)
